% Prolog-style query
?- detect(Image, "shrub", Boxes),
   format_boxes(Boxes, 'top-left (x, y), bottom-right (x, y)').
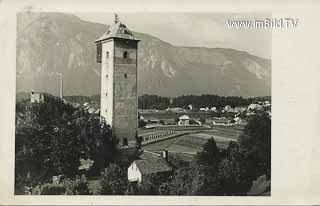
top-left (40, 183), bottom-right (66, 195)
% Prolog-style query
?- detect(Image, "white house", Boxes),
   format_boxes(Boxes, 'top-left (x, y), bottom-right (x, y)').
top-left (128, 152), bottom-right (173, 184)
top-left (30, 92), bottom-right (44, 104)
top-left (210, 107), bottom-right (217, 112)
top-left (178, 115), bottom-right (190, 126)
top-left (224, 105), bottom-right (234, 113)
top-left (234, 117), bottom-right (247, 125)
top-left (248, 103), bottom-right (262, 110)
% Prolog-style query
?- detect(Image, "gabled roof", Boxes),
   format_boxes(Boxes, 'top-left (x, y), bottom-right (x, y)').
top-left (134, 152), bottom-right (172, 175)
top-left (179, 115), bottom-right (190, 120)
top-left (95, 22), bottom-right (139, 43)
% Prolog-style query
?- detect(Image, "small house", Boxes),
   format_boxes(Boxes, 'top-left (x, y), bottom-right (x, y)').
top-left (178, 115), bottom-right (190, 126)
top-left (30, 91), bottom-right (44, 104)
top-left (128, 151), bottom-right (173, 184)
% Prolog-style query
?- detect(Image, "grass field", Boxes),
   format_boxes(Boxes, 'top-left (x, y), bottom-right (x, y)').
top-left (143, 126), bottom-right (242, 154)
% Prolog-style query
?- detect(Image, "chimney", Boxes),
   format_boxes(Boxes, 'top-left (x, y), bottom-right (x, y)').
top-left (162, 150), bottom-right (169, 161)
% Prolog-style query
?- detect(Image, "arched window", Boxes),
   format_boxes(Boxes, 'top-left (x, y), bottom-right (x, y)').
top-left (106, 51), bottom-right (109, 59)
top-left (123, 51), bottom-right (128, 59)
top-left (124, 73), bottom-right (128, 79)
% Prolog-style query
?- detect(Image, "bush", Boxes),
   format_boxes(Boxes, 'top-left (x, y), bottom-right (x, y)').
top-left (99, 164), bottom-right (128, 195)
top-left (40, 183), bottom-right (66, 195)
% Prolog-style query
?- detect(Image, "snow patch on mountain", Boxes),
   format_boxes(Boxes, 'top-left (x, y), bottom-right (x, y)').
top-left (242, 58), bottom-right (267, 80)
top-left (161, 60), bottom-right (176, 78)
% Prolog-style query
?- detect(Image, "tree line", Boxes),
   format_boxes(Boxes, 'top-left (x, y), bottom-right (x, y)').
top-left (138, 94), bottom-right (271, 110)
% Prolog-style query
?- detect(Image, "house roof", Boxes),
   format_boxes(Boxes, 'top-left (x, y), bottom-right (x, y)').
top-left (179, 115), bottom-right (190, 120)
top-left (134, 152), bottom-right (173, 175)
top-left (95, 22), bottom-right (139, 43)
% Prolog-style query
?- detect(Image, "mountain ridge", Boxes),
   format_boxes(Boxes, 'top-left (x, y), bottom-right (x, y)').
top-left (16, 12), bottom-right (271, 97)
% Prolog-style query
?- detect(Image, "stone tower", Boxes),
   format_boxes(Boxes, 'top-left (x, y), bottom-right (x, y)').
top-left (95, 15), bottom-right (140, 144)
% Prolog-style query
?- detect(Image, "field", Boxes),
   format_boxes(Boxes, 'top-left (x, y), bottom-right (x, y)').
top-left (142, 126), bottom-right (242, 156)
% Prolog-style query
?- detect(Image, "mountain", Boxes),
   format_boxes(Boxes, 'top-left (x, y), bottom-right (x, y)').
top-left (16, 12), bottom-right (271, 97)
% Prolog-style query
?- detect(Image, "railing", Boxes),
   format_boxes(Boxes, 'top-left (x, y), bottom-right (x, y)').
top-left (140, 130), bottom-right (188, 146)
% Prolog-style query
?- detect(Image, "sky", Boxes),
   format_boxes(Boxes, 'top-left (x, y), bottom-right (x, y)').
top-left (75, 12), bottom-right (271, 59)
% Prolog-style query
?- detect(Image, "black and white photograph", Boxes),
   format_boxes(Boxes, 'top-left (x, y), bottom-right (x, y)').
top-left (14, 12), bottom-right (272, 196)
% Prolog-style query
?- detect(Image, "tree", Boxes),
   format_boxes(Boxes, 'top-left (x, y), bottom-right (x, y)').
top-left (239, 113), bottom-right (271, 180)
top-left (15, 94), bottom-right (117, 193)
top-left (216, 142), bottom-right (250, 195)
top-left (168, 163), bottom-right (207, 195)
top-left (99, 164), bottom-right (128, 195)
top-left (196, 137), bottom-right (220, 166)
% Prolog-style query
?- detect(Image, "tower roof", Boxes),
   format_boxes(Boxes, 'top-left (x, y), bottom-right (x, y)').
top-left (95, 22), bottom-right (139, 43)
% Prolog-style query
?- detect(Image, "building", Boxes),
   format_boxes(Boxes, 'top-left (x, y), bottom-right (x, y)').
top-left (95, 15), bottom-right (140, 143)
top-left (200, 107), bottom-right (210, 112)
top-left (210, 107), bottom-right (217, 112)
top-left (234, 106), bottom-right (247, 113)
top-left (211, 117), bottom-right (233, 126)
top-left (166, 107), bottom-right (187, 113)
top-left (178, 115), bottom-right (190, 126)
top-left (224, 105), bottom-right (234, 113)
top-left (248, 103), bottom-right (262, 110)
top-left (128, 151), bottom-right (173, 184)
top-left (30, 91), bottom-right (44, 104)
top-left (234, 116), bottom-right (247, 125)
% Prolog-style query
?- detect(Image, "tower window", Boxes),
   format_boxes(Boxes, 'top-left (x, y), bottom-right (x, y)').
top-left (123, 51), bottom-right (128, 59)
top-left (106, 74), bottom-right (108, 78)
top-left (106, 51), bottom-right (109, 59)
top-left (106, 92), bottom-right (108, 96)
top-left (124, 73), bottom-right (128, 79)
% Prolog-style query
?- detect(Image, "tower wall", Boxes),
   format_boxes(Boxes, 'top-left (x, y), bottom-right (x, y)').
top-left (112, 39), bottom-right (138, 141)
top-left (101, 40), bottom-right (114, 125)
top-left (100, 38), bottom-right (138, 142)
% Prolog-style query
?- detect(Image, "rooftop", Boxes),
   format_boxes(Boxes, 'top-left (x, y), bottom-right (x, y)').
top-left (134, 152), bottom-right (172, 175)
top-left (179, 115), bottom-right (190, 120)
top-left (95, 21), bottom-right (139, 42)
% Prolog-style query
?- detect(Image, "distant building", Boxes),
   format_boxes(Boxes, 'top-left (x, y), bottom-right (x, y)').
top-left (234, 117), bottom-right (247, 125)
top-left (248, 103), bottom-right (262, 110)
top-left (128, 151), bottom-right (173, 183)
top-left (88, 108), bottom-right (95, 114)
top-left (30, 91), bottom-right (44, 104)
top-left (72, 103), bottom-right (80, 108)
top-left (234, 106), bottom-right (246, 113)
top-left (212, 117), bottom-right (233, 126)
top-left (224, 105), bottom-right (234, 113)
top-left (200, 107), bottom-right (210, 112)
top-left (210, 107), bottom-right (217, 112)
top-left (178, 115), bottom-right (190, 126)
top-left (166, 107), bottom-right (187, 113)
